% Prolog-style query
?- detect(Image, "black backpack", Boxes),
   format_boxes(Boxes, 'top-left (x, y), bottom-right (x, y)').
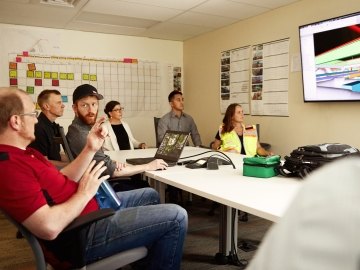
top-left (278, 143), bottom-right (360, 179)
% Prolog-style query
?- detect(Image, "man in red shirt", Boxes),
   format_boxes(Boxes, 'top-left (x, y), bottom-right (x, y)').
top-left (0, 87), bottom-right (187, 270)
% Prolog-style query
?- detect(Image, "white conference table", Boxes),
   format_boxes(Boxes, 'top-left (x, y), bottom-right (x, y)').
top-left (106, 147), bottom-right (302, 257)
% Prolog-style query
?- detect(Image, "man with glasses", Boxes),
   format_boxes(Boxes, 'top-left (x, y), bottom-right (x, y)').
top-left (67, 84), bottom-right (166, 178)
top-left (0, 87), bottom-right (188, 270)
top-left (29, 89), bottom-right (68, 168)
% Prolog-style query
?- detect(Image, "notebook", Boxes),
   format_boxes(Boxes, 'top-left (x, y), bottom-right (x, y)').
top-left (95, 180), bottom-right (121, 210)
top-left (126, 130), bottom-right (190, 166)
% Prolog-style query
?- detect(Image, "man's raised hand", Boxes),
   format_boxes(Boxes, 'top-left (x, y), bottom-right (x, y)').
top-left (87, 116), bottom-right (108, 151)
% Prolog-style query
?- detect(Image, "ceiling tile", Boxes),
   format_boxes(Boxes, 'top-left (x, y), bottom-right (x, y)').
top-left (67, 21), bottom-right (147, 36)
top-left (120, 0), bottom-right (207, 10)
top-left (231, 0), bottom-right (300, 9)
top-left (83, 0), bottom-right (182, 21)
top-left (76, 12), bottom-right (159, 28)
top-left (0, 2), bottom-right (77, 27)
top-left (169, 11), bottom-right (238, 29)
top-left (142, 31), bottom-right (194, 41)
top-left (146, 22), bottom-right (212, 37)
top-left (192, 0), bottom-right (269, 19)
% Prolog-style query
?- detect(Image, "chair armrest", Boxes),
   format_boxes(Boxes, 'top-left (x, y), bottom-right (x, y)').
top-left (63, 208), bottom-right (115, 233)
top-left (110, 176), bottom-right (132, 181)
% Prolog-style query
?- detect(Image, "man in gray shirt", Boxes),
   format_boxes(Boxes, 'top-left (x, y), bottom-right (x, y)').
top-left (67, 84), bottom-right (167, 179)
top-left (157, 90), bottom-right (202, 146)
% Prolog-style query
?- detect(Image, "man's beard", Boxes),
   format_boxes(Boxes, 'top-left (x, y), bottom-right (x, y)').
top-left (78, 111), bottom-right (98, 125)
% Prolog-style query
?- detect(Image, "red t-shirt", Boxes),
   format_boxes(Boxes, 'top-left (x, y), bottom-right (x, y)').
top-left (0, 145), bottom-right (99, 222)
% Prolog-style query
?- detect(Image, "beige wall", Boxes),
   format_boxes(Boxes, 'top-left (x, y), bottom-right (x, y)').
top-left (184, 0), bottom-right (360, 156)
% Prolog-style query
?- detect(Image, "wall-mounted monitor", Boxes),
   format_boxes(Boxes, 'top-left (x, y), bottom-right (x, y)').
top-left (299, 12), bottom-right (360, 102)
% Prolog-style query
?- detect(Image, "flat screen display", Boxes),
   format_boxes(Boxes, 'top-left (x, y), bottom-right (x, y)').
top-left (299, 12), bottom-right (360, 102)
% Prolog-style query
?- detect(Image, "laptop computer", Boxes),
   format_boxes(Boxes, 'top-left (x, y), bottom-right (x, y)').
top-left (126, 130), bottom-right (190, 166)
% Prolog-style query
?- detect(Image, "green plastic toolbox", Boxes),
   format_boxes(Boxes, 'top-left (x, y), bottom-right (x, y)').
top-left (243, 155), bottom-right (281, 178)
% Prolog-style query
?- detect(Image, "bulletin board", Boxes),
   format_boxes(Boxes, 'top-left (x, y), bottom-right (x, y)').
top-left (220, 46), bottom-right (251, 114)
top-left (220, 38), bottom-right (289, 116)
top-left (8, 52), bottom-right (167, 119)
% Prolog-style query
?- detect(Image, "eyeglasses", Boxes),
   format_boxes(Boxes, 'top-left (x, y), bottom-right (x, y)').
top-left (19, 111), bottom-right (39, 118)
top-left (112, 107), bottom-right (124, 112)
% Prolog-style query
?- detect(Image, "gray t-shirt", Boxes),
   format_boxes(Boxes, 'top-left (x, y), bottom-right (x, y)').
top-left (157, 111), bottom-right (202, 146)
top-left (66, 117), bottom-right (116, 176)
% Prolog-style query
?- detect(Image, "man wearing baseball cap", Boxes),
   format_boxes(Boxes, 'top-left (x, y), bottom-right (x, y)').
top-left (67, 84), bottom-right (167, 178)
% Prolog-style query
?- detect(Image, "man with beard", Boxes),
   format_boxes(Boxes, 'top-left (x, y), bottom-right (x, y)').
top-left (67, 84), bottom-right (167, 178)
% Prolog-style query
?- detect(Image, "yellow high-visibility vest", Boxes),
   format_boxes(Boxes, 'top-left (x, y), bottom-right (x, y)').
top-left (219, 124), bottom-right (258, 156)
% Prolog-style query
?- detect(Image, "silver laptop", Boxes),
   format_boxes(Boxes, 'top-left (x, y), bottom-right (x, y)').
top-left (126, 130), bottom-right (190, 166)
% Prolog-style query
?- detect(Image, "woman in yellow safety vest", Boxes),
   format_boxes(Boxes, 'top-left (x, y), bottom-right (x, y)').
top-left (211, 103), bottom-right (272, 156)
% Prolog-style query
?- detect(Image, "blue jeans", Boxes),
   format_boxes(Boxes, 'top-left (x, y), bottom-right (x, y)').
top-left (85, 188), bottom-right (188, 270)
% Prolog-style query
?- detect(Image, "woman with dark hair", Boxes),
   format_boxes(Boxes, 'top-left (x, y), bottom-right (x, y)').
top-left (211, 103), bottom-right (271, 156)
top-left (103, 100), bottom-right (149, 192)
top-left (103, 101), bottom-right (146, 151)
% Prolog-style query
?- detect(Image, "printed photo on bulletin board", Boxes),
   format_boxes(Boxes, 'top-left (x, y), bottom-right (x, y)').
top-left (220, 46), bottom-right (251, 114)
top-left (173, 66), bottom-right (181, 91)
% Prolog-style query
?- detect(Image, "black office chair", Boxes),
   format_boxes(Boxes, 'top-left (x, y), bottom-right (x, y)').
top-left (60, 126), bottom-right (74, 161)
top-left (153, 117), bottom-right (161, 147)
top-left (2, 209), bottom-right (148, 270)
top-left (256, 124), bottom-right (271, 151)
top-left (54, 126), bottom-right (74, 161)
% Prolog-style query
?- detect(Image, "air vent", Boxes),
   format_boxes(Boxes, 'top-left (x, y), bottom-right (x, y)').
top-left (40, 0), bottom-right (79, 8)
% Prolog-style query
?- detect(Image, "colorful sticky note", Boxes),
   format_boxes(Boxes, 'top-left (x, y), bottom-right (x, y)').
top-left (27, 70), bottom-right (34, 78)
top-left (90, 74), bottom-right (97, 81)
top-left (52, 80), bottom-right (59, 86)
top-left (9, 62), bottom-right (17, 70)
top-left (61, 96), bottom-right (68, 103)
top-left (67, 73), bottom-right (74, 80)
top-left (23, 51), bottom-right (29, 56)
top-left (35, 79), bottom-right (42, 86)
top-left (123, 58), bottom-right (132, 63)
top-left (28, 63), bottom-right (36, 71)
top-left (9, 70), bottom-right (17, 78)
top-left (35, 71), bottom-right (42, 78)
top-left (59, 73), bottom-right (67, 80)
top-left (16, 57), bottom-right (22, 62)
top-left (26, 86), bottom-right (35, 94)
top-left (82, 74), bottom-right (90, 80)
top-left (44, 72), bottom-right (51, 79)
top-left (51, 72), bottom-right (58, 79)
top-left (10, 78), bottom-right (18, 86)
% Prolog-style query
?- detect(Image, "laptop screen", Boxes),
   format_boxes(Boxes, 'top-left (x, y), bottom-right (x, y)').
top-left (154, 130), bottom-right (190, 162)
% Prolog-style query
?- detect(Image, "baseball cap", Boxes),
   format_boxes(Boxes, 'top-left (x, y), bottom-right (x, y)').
top-left (73, 84), bottom-right (104, 103)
